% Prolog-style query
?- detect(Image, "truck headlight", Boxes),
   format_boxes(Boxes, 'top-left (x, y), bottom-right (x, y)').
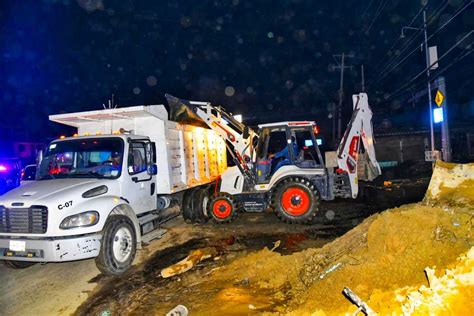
top-left (60, 211), bottom-right (99, 229)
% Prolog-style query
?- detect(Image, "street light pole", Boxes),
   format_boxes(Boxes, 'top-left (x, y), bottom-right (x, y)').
top-left (337, 53), bottom-right (345, 141)
top-left (423, 9), bottom-right (435, 154)
top-left (333, 53), bottom-right (353, 144)
top-left (401, 7), bottom-right (436, 157)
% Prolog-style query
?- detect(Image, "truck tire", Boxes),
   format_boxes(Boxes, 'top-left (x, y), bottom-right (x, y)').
top-left (3, 260), bottom-right (36, 269)
top-left (95, 215), bottom-right (137, 276)
top-left (181, 189), bottom-right (195, 223)
top-left (272, 177), bottom-right (319, 224)
top-left (182, 188), bottom-right (209, 224)
top-left (208, 193), bottom-right (237, 224)
top-left (192, 188), bottom-right (210, 223)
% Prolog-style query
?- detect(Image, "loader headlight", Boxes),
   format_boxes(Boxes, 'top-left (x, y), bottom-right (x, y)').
top-left (60, 211), bottom-right (99, 229)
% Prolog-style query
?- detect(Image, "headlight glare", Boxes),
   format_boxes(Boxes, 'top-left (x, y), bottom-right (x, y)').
top-left (60, 211), bottom-right (99, 229)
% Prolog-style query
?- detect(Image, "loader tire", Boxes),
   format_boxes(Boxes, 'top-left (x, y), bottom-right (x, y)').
top-left (3, 260), bottom-right (36, 269)
top-left (208, 193), bottom-right (237, 224)
top-left (182, 187), bottom-right (209, 224)
top-left (272, 177), bottom-right (319, 224)
top-left (95, 215), bottom-right (137, 276)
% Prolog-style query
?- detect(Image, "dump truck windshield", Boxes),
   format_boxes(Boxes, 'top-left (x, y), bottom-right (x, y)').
top-left (37, 137), bottom-right (124, 180)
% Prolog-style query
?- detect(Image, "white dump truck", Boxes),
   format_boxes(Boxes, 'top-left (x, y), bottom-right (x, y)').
top-left (0, 105), bottom-right (226, 275)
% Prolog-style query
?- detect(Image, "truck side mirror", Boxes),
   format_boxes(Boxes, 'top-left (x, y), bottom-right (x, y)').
top-left (37, 149), bottom-right (44, 166)
top-left (243, 126), bottom-right (250, 139)
top-left (148, 164), bottom-right (158, 176)
top-left (145, 142), bottom-right (156, 163)
top-left (151, 142), bottom-right (156, 163)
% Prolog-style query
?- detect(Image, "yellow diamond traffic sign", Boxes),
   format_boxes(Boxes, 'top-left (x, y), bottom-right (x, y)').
top-left (435, 90), bottom-right (444, 107)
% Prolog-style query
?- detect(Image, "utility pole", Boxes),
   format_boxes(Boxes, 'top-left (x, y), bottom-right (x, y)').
top-left (333, 53), bottom-right (353, 143)
top-left (435, 76), bottom-right (451, 162)
top-left (400, 3), bottom-right (436, 160)
top-left (423, 8), bottom-right (436, 155)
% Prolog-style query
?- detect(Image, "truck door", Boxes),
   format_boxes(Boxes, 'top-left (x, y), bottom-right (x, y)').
top-left (123, 140), bottom-right (157, 214)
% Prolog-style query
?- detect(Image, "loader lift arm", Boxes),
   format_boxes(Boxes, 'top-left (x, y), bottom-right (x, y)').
top-left (165, 94), bottom-right (258, 183)
top-left (336, 93), bottom-right (381, 198)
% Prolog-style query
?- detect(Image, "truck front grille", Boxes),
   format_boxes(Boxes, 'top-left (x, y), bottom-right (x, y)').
top-left (0, 206), bottom-right (48, 234)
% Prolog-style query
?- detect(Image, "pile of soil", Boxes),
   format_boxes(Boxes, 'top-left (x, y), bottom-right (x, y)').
top-left (160, 162), bottom-right (473, 315)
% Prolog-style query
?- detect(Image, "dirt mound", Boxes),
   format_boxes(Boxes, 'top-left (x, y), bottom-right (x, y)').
top-left (171, 162), bottom-right (473, 315)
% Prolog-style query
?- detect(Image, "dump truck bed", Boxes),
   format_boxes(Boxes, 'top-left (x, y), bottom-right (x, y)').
top-left (50, 105), bottom-right (227, 194)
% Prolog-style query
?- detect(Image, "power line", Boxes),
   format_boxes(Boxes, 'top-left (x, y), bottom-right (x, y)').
top-left (368, 1), bottom-right (451, 88)
top-left (428, 0), bottom-right (472, 39)
top-left (381, 31), bottom-right (473, 102)
top-left (371, 0), bottom-right (434, 71)
top-left (374, 48), bottom-right (472, 115)
top-left (364, 0), bottom-right (389, 33)
top-left (362, 0), bottom-right (376, 17)
top-left (375, 46), bottom-right (473, 111)
top-left (368, 0), bottom-right (472, 90)
top-left (371, 0), bottom-right (448, 76)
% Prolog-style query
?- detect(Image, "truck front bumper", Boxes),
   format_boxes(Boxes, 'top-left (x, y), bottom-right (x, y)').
top-left (0, 233), bottom-right (101, 262)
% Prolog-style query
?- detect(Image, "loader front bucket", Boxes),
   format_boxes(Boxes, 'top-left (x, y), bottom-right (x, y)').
top-left (424, 161), bottom-right (474, 207)
top-left (165, 94), bottom-right (209, 129)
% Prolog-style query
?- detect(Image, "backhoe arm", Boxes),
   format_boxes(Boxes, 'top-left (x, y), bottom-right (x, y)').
top-left (337, 93), bottom-right (381, 198)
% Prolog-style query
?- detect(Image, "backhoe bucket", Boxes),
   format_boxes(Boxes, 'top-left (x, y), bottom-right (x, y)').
top-left (165, 94), bottom-right (209, 128)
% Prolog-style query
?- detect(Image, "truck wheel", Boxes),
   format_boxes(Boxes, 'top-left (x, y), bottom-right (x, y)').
top-left (208, 193), bottom-right (237, 224)
top-left (181, 189), bottom-right (195, 223)
top-left (272, 178), bottom-right (319, 224)
top-left (192, 188), bottom-right (210, 223)
top-left (3, 261), bottom-right (36, 269)
top-left (95, 215), bottom-right (137, 276)
top-left (182, 188), bottom-right (209, 224)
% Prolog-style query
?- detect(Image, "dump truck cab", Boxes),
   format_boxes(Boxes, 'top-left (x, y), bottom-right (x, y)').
top-left (37, 134), bottom-right (158, 214)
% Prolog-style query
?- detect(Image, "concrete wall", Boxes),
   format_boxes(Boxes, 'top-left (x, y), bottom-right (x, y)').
top-left (374, 134), bottom-right (428, 163)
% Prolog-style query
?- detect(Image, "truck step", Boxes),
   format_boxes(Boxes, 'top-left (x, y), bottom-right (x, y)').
top-left (138, 213), bottom-right (161, 225)
top-left (141, 229), bottom-right (167, 244)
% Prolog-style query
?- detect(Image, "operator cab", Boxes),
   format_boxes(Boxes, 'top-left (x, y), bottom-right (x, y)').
top-left (254, 121), bottom-right (324, 183)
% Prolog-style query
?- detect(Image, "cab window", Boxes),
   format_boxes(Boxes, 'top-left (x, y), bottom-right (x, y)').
top-left (128, 142), bottom-right (148, 174)
top-left (292, 127), bottom-right (322, 166)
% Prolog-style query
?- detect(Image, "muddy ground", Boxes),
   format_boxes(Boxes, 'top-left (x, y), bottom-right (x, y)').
top-left (0, 179), bottom-right (427, 316)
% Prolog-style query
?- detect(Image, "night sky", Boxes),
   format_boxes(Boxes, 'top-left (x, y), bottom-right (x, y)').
top-left (0, 0), bottom-right (472, 143)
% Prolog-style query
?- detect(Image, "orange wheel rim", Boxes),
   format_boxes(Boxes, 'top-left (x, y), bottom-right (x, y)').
top-left (281, 187), bottom-right (310, 216)
top-left (213, 200), bottom-right (232, 219)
